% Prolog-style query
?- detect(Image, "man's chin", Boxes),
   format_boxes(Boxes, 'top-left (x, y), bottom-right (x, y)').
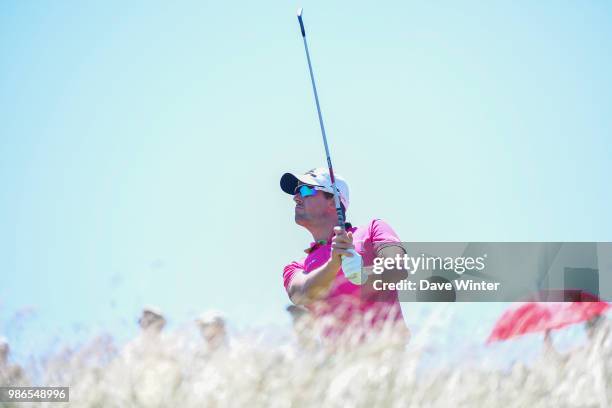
top-left (294, 214), bottom-right (307, 226)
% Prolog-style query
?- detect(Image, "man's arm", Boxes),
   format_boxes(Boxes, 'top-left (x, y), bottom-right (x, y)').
top-left (287, 227), bottom-right (354, 305)
top-left (287, 257), bottom-right (341, 305)
top-left (361, 244), bottom-right (408, 299)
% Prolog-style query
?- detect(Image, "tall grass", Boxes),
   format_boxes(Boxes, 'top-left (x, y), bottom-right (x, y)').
top-left (2, 315), bottom-right (611, 408)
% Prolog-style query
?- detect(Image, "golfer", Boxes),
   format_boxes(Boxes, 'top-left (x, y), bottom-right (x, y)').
top-left (280, 168), bottom-right (409, 340)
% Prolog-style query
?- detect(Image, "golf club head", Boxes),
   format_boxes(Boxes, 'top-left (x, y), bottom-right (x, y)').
top-left (297, 8), bottom-right (306, 37)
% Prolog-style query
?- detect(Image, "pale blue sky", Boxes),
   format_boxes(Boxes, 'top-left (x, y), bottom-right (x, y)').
top-left (1, 1), bottom-right (611, 359)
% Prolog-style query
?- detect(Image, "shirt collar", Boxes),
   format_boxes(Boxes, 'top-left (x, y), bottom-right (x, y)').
top-left (304, 239), bottom-right (329, 254)
top-left (303, 227), bottom-right (356, 254)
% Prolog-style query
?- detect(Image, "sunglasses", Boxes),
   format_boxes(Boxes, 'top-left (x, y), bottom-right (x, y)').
top-left (294, 184), bottom-right (325, 198)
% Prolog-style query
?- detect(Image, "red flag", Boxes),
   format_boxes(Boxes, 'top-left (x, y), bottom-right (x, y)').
top-left (487, 300), bottom-right (609, 344)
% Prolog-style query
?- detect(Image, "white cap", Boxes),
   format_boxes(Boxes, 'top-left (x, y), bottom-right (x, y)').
top-left (142, 305), bottom-right (164, 318)
top-left (195, 310), bottom-right (226, 326)
top-left (280, 167), bottom-right (350, 209)
top-left (0, 336), bottom-right (8, 346)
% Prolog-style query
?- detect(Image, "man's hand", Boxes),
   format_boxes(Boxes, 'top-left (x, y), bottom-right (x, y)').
top-left (289, 226), bottom-right (356, 304)
top-left (330, 226), bottom-right (354, 262)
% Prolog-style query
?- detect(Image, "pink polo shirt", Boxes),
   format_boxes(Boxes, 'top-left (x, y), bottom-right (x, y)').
top-left (283, 219), bottom-right (405, 337)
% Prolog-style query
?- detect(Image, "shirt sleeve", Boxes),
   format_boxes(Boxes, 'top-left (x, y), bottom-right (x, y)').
top-left (369, 218), bottom-right (402, 247)
top-left (283, 261), bottom-right (304, 292)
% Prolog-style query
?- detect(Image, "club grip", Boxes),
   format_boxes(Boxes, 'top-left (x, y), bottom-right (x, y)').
top-left (297, 13), bottom-right (306, 37)
top-left (336, 207), bottom-right (345, 228)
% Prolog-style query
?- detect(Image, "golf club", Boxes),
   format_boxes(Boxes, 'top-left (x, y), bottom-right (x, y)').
top-left (297, 8), bottom-right (365, 285)
top-left (297, 8), bottom-right (346, 229)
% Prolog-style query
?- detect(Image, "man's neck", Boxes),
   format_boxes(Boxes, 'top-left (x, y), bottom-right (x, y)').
top-left (307, 219), bottom-right (337, 242)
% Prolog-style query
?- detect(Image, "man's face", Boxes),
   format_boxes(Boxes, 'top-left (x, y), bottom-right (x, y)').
top-left (199, 322), bottom-right (226, 346)
top-left (293, 184), bottom-right (335, 226)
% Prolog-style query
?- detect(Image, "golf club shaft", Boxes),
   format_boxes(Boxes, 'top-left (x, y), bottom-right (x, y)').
top-left (297, 8), bottom-right (345, 228)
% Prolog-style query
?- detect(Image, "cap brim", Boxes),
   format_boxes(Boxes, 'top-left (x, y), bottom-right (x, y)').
top-left (280, 173), bottom-right (299, 195)
top-left (280, 172), bottom-right (321, 195)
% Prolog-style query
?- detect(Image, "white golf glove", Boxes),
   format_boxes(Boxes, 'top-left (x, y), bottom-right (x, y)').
top-left (342, 249), bottom-right (365, 285)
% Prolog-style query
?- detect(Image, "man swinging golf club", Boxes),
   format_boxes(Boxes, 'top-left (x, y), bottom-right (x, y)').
top-left (280, 168), bottom-right (409, 340)
top-left (282, 9), bottom-right (409, 341)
